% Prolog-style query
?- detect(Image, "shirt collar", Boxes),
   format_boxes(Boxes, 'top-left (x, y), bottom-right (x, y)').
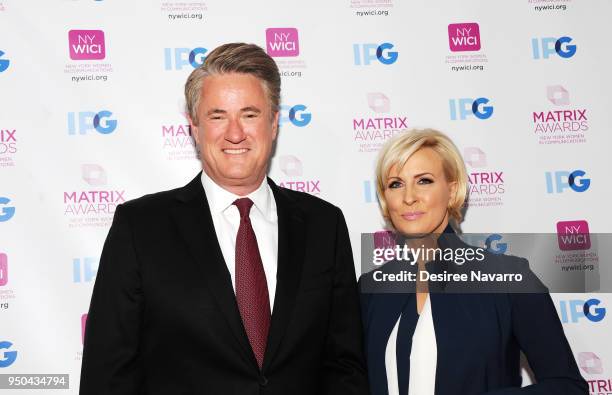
top-left (200, 171), bottom-right (275, 220)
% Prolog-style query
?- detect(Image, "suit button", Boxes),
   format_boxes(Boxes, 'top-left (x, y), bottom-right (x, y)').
top-left (259, 375), bottom-right (268, 386)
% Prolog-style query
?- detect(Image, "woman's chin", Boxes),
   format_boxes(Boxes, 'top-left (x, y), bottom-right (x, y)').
top-left (393, 222), bottom-right (433, 238)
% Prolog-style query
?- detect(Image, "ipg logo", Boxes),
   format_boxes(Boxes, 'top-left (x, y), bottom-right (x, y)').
top-left (363, 180), bottom-right (378, 203)
top-left (545, 170), bottom-right (590, 193)
top-left (559, 299), bottom-right (606, 323)
top-left (449, 97), bottom-right (493, 120)
top-left (0, 341), bottom-right (17, 368)
top-left (531, 36), bottom-right (576, 59)
top-left (164, 47), bottom-right (208, 70)
top-left (353, 43), bottom-right (398, 65)
top-left (73, 257), bottom-right (99, 283)
top-left (0, 50), bottom-right (10, 73)
top-left (0, 253), bottom-right (7, 287)
top-left (266, 28), bottom-right (299, 57)
top-left (279, 104), bottom-right (311, 127)
top-left (67, 111), bottom-right (117, 135)
top-left (578, 352), bottom-right (603, 375)
top-left (68, 30), bottom-right (105, 60)
top-left (484, 234), bottom-right (507, 254)
top-left (460, 234), bottom-right (507, 255)
top-left (0, 197), bottom-right (15, 222)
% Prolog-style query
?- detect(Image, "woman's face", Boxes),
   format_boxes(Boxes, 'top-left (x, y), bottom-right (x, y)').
top-left (383, 147), bottom-right (457, 237)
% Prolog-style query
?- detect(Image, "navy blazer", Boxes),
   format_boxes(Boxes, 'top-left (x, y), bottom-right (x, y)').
top-left (359, 227), bottom-right (587, 395)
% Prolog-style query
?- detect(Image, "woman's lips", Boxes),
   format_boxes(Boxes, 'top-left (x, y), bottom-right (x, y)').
top-left (401, 211), bottom-right (425, 221)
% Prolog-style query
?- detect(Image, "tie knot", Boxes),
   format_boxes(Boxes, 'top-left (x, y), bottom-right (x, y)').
top-left (233, 198), bottom-right (254, 219)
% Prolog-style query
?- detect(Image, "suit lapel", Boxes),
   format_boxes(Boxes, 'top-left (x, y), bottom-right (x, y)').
top-left (170, 173), bottom-right (306, 372)
top-left (170, 172), bottom-right (258, 369)
top-left (263, 178), bottom-right (306, 371)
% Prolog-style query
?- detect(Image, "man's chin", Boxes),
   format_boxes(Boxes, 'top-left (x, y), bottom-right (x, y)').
top-left (218, 169), bottom-right (262, 185)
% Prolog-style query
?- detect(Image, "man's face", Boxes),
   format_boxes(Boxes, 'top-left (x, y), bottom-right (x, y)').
top-left (190, 72), bottom-right (279, 194)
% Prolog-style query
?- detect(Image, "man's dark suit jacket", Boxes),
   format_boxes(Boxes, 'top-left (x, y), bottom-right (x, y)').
top-left (79, 172), bottom-right (369, 395)
top-left (359, 227), bottom-right (588, 395)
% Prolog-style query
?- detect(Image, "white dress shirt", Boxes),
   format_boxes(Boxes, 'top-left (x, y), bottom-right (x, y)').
top-left (385, 296), bottom-right (437, 395)
top-left (201, 171), bottom-right (278, 310)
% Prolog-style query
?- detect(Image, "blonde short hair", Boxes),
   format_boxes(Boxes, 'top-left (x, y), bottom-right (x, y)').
top-left (376, 129), bottom-right (468, 223)
top-left (185, 43), bottom-right (281, 125)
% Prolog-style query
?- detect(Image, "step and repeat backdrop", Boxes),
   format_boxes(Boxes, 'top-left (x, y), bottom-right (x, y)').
top-left (1, 0), bottom-right (611, 393)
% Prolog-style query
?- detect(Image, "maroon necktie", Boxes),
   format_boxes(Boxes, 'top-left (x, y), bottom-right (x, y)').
top-left (233, 198), bottom-right (271, 369)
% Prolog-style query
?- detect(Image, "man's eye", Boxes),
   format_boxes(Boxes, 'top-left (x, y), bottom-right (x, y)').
top-left (245, 113), bottom-right (258, 118)
top-left (210, 116), bottom-right (223, 120)
top-left (388, 180), bottom-right (402, 189)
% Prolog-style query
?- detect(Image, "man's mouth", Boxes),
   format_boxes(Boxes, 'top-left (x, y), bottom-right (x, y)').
top-left (223, 148), bottom-right (249, 155)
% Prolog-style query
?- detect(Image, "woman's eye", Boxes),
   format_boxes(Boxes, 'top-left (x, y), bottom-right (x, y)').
top-left (417, 178), bottom-right (433, 185)
top-left (388, 180), bottom-right (402, 189)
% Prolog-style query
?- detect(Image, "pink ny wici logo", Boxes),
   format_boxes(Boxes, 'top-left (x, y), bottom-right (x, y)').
top-left (0, 253), bottom-right (7, 286)
top-left (448, 23), bottom-right (481, 52)
top-left (69, 30), bottom-right (106, 60)
top-left (265, 28), bottom-right (299, 57)
top-left (556, 220), bottom-right (591, 251)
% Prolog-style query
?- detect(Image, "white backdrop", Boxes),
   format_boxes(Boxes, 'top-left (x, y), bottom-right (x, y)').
top-left (1, 0), bottom-right (610, 393)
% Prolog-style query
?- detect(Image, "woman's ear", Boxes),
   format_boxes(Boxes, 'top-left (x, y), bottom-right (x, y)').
top-left (448, 180), bottom-right (458, 206)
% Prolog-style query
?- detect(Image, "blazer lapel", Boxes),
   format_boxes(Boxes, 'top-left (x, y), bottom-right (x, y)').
top-left (170, 172), bottom-right (258, 369)
top-left (263, 178), bottom-right (306, 371)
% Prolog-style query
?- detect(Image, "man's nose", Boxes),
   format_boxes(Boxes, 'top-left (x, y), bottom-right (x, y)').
top-left (225, 117), bottom-right (247, 143)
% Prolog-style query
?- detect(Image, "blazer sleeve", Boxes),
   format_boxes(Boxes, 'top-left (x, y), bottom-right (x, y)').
top-left (484, 265), bottom-right (588, 395)
top-left (321, 208), bottom-right (370, 395)
top-left (79, 204), bottom-right (144, 395)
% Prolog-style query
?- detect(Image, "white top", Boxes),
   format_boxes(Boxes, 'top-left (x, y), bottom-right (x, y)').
top-left (385, 296), bottom-right (437, 395)
top-left (200, 171), bottom-right (278, 310)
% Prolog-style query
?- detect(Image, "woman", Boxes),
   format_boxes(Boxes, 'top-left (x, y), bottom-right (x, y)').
top-left (359, 129), bottom-right (587, 395)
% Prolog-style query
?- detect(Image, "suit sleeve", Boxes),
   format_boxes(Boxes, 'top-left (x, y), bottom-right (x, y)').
top-left (357, 275), bottom-right (371, 338)
top-left (484, 264), bottom-right (588, 395)
top-left (79, 204), bottom-right (144, 395)
top-left (321, 208), bottom-right (370, 395)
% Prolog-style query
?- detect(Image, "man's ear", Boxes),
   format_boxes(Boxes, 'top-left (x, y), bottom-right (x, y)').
top-left (271, 111), bottom-right (280, 140)
top-left (188, 115), bottom-right (200, 145)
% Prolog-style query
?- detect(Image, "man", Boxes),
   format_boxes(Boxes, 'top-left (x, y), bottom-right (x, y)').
top-left (79, 43), bottom-right (369, 395)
